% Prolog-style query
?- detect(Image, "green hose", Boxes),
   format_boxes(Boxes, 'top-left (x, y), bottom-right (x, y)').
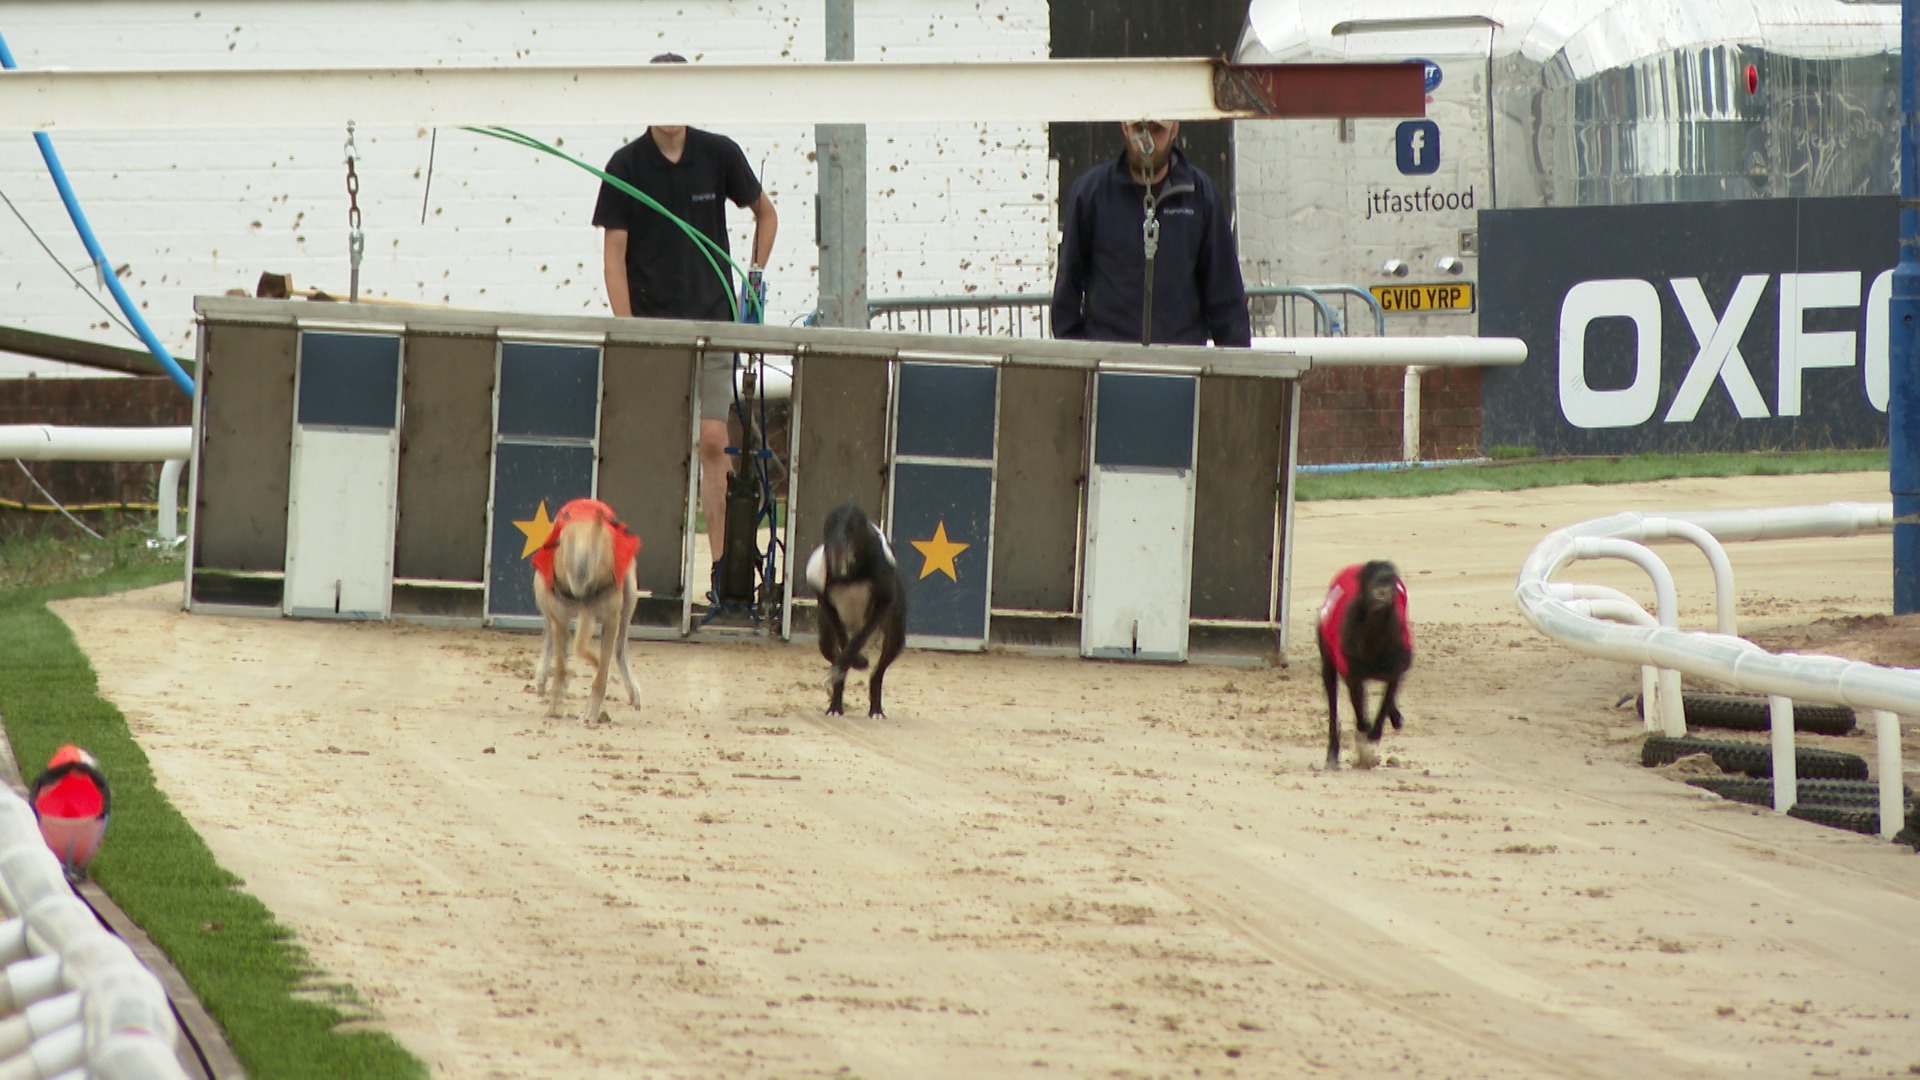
top-left (462, 124), bottom-right (765, 323)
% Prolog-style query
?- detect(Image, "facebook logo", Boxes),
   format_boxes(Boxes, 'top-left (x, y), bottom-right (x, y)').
top-left (1395, 120), bottom-right (1440, 175)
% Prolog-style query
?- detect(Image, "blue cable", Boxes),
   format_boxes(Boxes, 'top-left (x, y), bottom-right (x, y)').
top-left (0, 29), bottom-right (194, 396)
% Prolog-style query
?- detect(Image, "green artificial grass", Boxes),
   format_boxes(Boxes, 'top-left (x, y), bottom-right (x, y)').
top-left (0, 528), bottom-right (426, 1080)
top-left (1295, 449), bottom-right (1886, 502)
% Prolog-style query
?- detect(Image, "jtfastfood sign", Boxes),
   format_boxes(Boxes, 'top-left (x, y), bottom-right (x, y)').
top-left (1479, 197), bottom-right (1896, 455)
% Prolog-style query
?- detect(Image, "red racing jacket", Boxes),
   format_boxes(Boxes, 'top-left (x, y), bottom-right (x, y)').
top-left (1316, 563), bottom-right (1412, 678)
top-left (532, 498), bottom-right (642, 591)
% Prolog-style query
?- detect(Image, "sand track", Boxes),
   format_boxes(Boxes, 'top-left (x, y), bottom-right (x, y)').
top-left (53, 471), bottom-right (1920, 1078)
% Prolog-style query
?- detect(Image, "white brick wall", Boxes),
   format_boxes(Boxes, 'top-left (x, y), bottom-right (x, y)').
top-left (0, 0), bottom-right (1054, 376)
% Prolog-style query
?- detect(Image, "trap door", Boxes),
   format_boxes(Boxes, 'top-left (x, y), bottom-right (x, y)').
top-left (1081, 372), bottom-right (1198, 662)
top-left (483, 340), bottom-right (603, 629)
top-left (283, 329), bottom-right (404, 619)
top-left (886, 361), bottom-right (998, 650)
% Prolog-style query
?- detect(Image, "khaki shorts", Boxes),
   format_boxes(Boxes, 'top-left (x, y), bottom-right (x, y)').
top-left (699, 351), bottom-right (738, 423)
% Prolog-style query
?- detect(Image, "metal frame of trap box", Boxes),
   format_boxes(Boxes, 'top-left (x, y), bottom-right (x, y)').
top-left (185, 296), bottom-right (1306, 665)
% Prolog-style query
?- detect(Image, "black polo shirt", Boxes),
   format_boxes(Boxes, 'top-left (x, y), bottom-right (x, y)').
top-left (592, 127), bottom-right (762, 321)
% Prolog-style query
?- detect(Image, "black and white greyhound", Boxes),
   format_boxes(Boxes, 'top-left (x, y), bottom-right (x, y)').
top-left (806, 502), bottom-right (908, 718)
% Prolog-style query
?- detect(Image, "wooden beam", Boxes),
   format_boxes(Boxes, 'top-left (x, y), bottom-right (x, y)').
top-left (0, 323), bottom-right (193, 379)
top-left (0, 59), bottom-right (1426, 131)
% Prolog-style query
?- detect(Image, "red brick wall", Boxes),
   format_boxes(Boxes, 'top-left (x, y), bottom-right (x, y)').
top-left (1295, 366), bottom-right (1481, 466)
top-left (0, 378), bottom-right (192, 514)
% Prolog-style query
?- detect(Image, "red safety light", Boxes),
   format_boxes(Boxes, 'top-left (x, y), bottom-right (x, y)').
top-left (1745, 63), bottom-right (1759, 95)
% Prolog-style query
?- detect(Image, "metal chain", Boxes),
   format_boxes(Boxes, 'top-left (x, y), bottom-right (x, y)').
top-left (344, 121), bottom-right (365, 302)
top-left (1139, 181), bottom-right (1160, 345)
top-left (1140, 183), bottom-right (1160, 262)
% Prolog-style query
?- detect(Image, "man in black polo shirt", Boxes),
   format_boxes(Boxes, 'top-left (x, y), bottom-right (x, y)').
top-left (594, 52), bottom-right (779, 605)
top-left (1051, 119), bottom-right (1249, 348)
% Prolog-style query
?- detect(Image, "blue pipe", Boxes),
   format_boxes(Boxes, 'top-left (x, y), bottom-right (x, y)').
top-left (1893, 0), bottom-right (1920, 612)
top-left (0, 30), bottom-right (194, 397)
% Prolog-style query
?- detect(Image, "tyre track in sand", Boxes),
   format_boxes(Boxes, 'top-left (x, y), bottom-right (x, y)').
top-left (806, 692), bottom-right (1738, 1077)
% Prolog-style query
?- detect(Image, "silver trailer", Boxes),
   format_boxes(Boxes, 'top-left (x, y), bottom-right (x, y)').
top-left (1232, 0), bottom-right (1900, 341)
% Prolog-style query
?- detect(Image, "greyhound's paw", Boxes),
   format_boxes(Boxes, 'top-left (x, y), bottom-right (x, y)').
top-left (825, 703), bottom-right (846, 717)
top-left (1387, 710), bottom-right (1404, 731)
top-left (1353, 743), bottom-right (1381, 770)
top-left (1322, 756), bottom-right (1341, 772)
top-left (868, 708), bottom-right (887, 719)
top-left (846, 655), bottom-right (871, 672)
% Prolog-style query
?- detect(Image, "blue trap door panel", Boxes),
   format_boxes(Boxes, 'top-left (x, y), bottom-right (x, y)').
top-left (483, 341), bottom-right (603, 627)
top-left (888, 362), bottom-right (999, 650)
top-left (283, 331), bottom-right (403, 620)
top-left (1081, 372), bottom-right (1198, 662)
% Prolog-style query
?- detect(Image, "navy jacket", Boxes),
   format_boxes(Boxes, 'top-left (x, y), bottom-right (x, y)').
top-left (1051, 149), bottom-right (1251, 347)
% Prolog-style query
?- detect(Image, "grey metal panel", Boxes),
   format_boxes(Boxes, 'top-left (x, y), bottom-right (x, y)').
top-left (296, 332), bottom-right (400, 429)
top-left (1093, 373), bottom-right (1197, 470)
top-left (1191, 375), bottom-right (1286, 622)
top-left (990, 365), bottom-right (1085, 612)
top-left (896, 363), bottom-right (997, 461)
top-left (498, 342), bottom-right (600, 439)
top-left (195, 321), bottom-right (294, 571)
top-left (792, 352), bottom-right (890, 598)
top-left (600, 342), bottom-right (693, 601)
top-left (396, 333), bottom-right (494, 582)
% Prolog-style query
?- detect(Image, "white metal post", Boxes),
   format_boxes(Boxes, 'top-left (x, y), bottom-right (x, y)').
top-left (1770, 695), bottom-right (1797, 812)
top-left (1873, 709), bottom-right (1905, 838)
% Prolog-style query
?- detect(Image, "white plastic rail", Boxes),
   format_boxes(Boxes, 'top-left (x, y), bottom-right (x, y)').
top-left (0, 792), bottom-right (186, 1079)
top-left (0, 426), bottom-right (190, 543)
top-left (1516, 502), bottom-right (1910, 839)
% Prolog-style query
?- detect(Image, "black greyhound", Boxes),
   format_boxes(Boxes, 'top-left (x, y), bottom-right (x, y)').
top-left (806, 502), bottom-right (908, 718)
top-left (1315, 560), bottom-right (1414, 769)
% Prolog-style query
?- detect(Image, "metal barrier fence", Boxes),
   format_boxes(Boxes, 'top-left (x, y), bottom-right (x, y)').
top-left (865, 293), bottom-right (1053, 337)
top-left (864, 284), bottom-right (1383, 340)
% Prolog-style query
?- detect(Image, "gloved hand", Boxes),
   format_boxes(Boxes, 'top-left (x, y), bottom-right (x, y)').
top-left (739, 269), bottom-right (767, 325)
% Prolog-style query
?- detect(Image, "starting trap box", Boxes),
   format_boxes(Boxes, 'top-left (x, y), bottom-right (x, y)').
top-left (186, 298), bottom-right (1305, 665)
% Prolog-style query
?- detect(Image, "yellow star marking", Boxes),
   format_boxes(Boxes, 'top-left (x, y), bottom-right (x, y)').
top-left (514, 500), bottom-right (556, 559)
top-left (910, 521), bottom-right (969, 582)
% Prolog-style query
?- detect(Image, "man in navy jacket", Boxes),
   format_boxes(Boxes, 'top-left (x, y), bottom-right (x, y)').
top-left (1051, 120), bottom-right (1251, 348)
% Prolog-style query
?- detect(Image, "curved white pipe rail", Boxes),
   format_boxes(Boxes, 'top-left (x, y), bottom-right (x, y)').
top-left (0, 427), bottom-right (189, 463)
top-left (156, 460), bottom-right (184, 544)
top-left (1567, 597), bottom-right (1659, 716)
top-left (1633, 517), bottom-right (1738, 635)
top-left (1, 425), bottom-right (191, 542)
top-left (1517, 501), bottom-right (1910, 839)
top-left (1560, 536), bottom-right (1687, 734)
top-left (1551, 584), bottom-right (1661, 721)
